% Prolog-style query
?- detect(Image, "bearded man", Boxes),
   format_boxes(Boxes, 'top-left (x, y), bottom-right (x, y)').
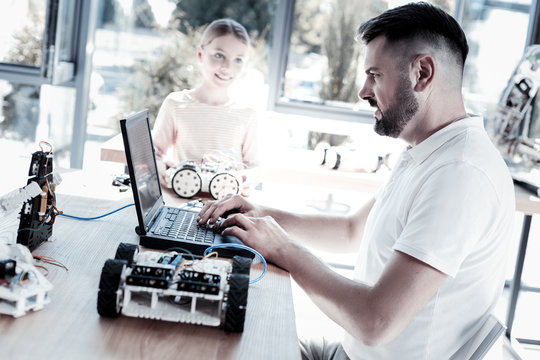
top-left (198, 3), bottom-right (515, 359)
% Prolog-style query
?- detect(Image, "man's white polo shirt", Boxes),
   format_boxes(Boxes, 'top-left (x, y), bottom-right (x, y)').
top-left (343, 116), bottom-right (515, 359)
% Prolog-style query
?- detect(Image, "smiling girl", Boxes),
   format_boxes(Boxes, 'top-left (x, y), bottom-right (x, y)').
top-left (153, 19), bottom-right (259, 196)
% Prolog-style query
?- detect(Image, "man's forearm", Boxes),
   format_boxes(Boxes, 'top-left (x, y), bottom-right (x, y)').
top-left (263, 209), bottom-right (355, 251)
top-left (281, 242), bottom-right (377, 343)
top-left (261, 196), bottom-right (375, 252)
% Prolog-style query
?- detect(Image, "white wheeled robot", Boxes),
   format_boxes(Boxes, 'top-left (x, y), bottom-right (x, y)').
top-left (97, 242), bottom-right (252, 332)
top-left (166, 161), bottom-right (242, 200)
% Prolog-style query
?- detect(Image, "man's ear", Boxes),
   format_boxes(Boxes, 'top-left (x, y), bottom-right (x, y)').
top-left (412, 54), bottom-right (435, 92)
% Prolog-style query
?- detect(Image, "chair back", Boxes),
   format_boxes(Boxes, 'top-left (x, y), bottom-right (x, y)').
top-left (449, 314), bottom-right (505, 360)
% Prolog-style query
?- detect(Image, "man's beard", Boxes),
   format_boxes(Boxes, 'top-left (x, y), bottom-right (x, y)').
top-left (373, 76), bottom-right (419, 138)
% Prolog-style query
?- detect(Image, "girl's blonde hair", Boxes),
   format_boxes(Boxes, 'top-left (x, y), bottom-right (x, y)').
top-left (201, 18), bottom-right (250, 47)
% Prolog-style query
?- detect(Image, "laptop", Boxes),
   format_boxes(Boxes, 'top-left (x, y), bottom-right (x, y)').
top-left (120, 109), bottom-right (251, 258)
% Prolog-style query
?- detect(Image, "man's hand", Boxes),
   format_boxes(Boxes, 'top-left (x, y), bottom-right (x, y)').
top-left (219, 214), bottom-right (297, 268)
top-left (198, 195), bottom-right (295, 268)
top-left (197, 194), bottom-right (261, 226)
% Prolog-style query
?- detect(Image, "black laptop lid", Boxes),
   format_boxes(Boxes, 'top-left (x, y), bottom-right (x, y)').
top-left (120, 109), bottom-right (163, 234)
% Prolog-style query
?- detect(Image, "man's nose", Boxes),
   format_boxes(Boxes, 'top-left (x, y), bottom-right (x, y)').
top-left (358, 81), bottom-right (373, 101)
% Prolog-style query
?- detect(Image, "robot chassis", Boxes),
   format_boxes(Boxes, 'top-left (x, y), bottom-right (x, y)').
top-left (97, 242), bottom-right (252, 332)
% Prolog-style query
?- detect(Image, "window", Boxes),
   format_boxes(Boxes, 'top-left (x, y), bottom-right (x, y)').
top-left (280, 0), bottom-right (397, 113)
top-left (268, 0), bottom-right (536, 126)
top-left (0, 0), bottom-right (84, 169)
top-left (0, 0), bottom-right (78, 85)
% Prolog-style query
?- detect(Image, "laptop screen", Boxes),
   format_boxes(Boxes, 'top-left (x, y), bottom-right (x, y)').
top-left (121, 110), bottom-right (163, 227)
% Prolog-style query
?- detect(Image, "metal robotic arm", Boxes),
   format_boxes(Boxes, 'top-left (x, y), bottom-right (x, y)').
top-left (488, 45), bottom-right (540, 167)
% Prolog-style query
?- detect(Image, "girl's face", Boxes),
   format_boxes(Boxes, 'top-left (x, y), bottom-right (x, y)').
top-left (198, 34), bottom-right (249, 89)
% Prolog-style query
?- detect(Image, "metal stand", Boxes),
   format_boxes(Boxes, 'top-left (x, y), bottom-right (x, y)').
top-left (505, 214), bottom-right (540, 345)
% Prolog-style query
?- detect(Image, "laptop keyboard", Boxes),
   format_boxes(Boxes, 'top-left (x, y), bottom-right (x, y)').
top-left (154, 208), bottom-right (215, 244)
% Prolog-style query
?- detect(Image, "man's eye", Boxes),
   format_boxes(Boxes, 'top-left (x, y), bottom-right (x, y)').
top-left (368, 73), bottom-right (381, 82)
top-left (235, 58), bottom-right (244, 64)
top-left (214, 53), bottom-right (224, 59)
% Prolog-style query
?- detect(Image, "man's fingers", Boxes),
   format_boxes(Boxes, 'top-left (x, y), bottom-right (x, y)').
top-left (198, 201), bottom-right (218, 224)
top-left (221, 226), bottom-right (249, 242)
top-left (199, 194), bottom-right (249, 225)
top-left (199, 197), bottom-right (232, 224)
top-left (221, 213), bottom-right (253, 231)
top-left (199, 200), bottom-right (213, 215)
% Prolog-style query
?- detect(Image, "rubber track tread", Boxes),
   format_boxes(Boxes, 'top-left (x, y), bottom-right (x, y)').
top-left (224, 273), bottom-right (249, 332)
top-left (99, 259), bottom-right (126, 291)
top-left (115, 243), bottom-right (139, 266)
top-left (97, 290), bottom-right (120, 317)
top-left (232, 255), bottom-right (252, 276)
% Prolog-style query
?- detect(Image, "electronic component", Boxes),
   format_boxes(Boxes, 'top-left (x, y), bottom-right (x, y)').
top-left (126, 264), bottom-right (174, 289)
top-left (0, 259), bottom-right (16, 279)
top-left (17, 149), bottom-right (59, 251)
top-left (0, 256), bottom-right (53, 318)
top-left (178, 270), bottom-right (221, 294)
top-left (112, 174), bottom-right (131, 192)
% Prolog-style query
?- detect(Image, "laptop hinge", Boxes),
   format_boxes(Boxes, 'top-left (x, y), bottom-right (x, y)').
top-left (146, 206), bottom-right (163, 232)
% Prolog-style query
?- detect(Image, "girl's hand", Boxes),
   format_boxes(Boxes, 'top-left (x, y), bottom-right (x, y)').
top-left (156, 159), bottom-right (169, 187)
top-left (238, 167), bottom-right (260, 197)
top-left (240, 172), bottom-right (252, 196)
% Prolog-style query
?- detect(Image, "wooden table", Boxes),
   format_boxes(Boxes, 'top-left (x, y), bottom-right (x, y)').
top-left (0, 171), bottom-right (300, 360)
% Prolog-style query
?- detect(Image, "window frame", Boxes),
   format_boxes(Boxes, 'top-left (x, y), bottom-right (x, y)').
top-left (0, 0), bottom-right (79, 86)
top-left (526, 0), bottom-right (540, 45)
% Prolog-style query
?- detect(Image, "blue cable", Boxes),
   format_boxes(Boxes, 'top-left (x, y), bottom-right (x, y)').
top-left (164, 247), bottom-right (196, 260)
top-left (203, 243), bottom-right (267, 284)
top-left (58, 203), bottom-right (135, 221)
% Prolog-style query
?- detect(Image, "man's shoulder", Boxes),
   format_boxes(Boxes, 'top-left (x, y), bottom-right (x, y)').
top-left (426, 128), bottom-right (514, 204)
top-left (433, 118), bottom-right (499, 164)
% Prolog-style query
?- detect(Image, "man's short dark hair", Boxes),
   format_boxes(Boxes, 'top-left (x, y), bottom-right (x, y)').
top-left (357, 2), bottom-right (469, 67)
